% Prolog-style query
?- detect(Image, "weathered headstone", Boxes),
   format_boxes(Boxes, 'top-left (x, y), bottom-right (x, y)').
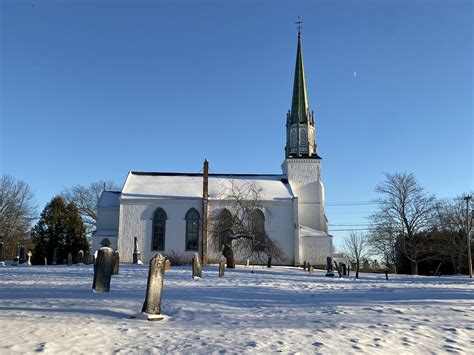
top-left (44, 257), bottom-right (48, 266)
top-left (308, 265), bottom-right (314, 274)
top-left (164, 259), bottom-right (171, 272)
top-left (326, 256), bottom-right (334, 277)
top-left (133, 237), bottom-right (142, 264)
top-left (92, 247), bottom-right (114, 292)
top-left (27, 250), bottom-right (33, 266)
top-left (139, 253), bottom-right (165, 321)
top-left (267, 256), bottom-right (272, 268)
top-left (52, 248), bottom-right (58, 265)
top-left (219, 261), bottom-right (225, 278)
top-left (246, 259), bottom-right (250, 267)
top-left (19, 245), bottom-right (26, 264)
top-left (303, 261), bottom-right (307, 271)
top-left (78, 250), bottom-right (84, 264)
top-left (341, 264), bottom-right (347, 276)
top-left (67, 252), bottom-right (73, 266)
top-left (0, 240), bottom-right (4, 262)
top-left (222, 244), bottom-right (235, 268)
top-left (111, 251), bottom-right (120, 275)
top-left (192, 253), bottom-right (202, 278)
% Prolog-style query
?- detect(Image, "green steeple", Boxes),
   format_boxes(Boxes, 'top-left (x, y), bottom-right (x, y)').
top-left (290, 31), bottom-right (309, 124)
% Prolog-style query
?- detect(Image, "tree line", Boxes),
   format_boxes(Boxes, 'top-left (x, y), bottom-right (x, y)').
top-left (343, 173), bottom-right (472, 276)
top-left (0, 175), bottom-right (118, 263)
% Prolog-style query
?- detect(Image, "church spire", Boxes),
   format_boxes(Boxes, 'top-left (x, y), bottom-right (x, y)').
top-left (290, 29), bottom-right (310, 125)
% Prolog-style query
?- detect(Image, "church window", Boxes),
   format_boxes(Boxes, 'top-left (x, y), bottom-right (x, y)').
top-left (251, 209), bottom-right (265, 250)
top-left (290, 128), bottom-right (297, 147)
top-left (152, 208), bottom-right (167, 251)
top-left (185, 208), bottom-right (200, 251)
top-left (301, 129), bottom-right (307, 146)
top-left (217, 209), bottom-right (233, 250)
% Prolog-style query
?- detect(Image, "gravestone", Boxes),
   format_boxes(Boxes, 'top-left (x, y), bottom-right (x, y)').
top-left (27, 250), bottom-right (32, 266)
top-left (141, 253), bottom-right (165, 321)
top-left (325, 256), bottom-right (334, 277)
top-left (84, 252), bottom-right (90, 265)
top-left (0, 240), bottom-right (4, 262)
top-left (192, 253), bottom-right (202, 278)
top-left (19, 245), bottom-right (26, 264)
top-left (44, 257), bottom-right (48, 266)
top-left (112, 251), bottom-right (120, 275)
top-left (246, 259), bottom-right (250, 267)
top-left (92, 247), bottom-right (114, 292)
top-left (164, 259), bottom-right (171, 272)
top-left (303, 261), bottom-right (307, 271)
top-left (341, 264), bottom-right (347, 276)
top-left (133, 237), bottom-right (142, 264)
top-left (219, 261), bottom-right (225, 278)
top-left (308, 265), bottom-right (314, 274)
top-left (67, 253), bottom-right (73, 266)
top-left (78, 250), bottom-right (84, 264)
top-left (267, 256), bottom-right (272, 268)
top-left (52, 248), bottom-right (58, 265)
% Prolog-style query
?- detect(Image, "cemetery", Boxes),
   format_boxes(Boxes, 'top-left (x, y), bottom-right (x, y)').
top-left (0, 258), bottom-right (473, 353)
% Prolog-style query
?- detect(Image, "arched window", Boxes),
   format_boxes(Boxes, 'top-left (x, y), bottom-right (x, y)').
top-left (152, 208), bottom-right (167, 251)
top-left (100, 238), bottom-right (111, 248)
top-left (185, 208), bottom-right (200, 251)
top-left (251, 209), bottom-right (265, 248)
top-left (217, 209), bottom-right (233, 249)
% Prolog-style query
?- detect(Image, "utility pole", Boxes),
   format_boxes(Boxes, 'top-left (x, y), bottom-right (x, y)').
top-left (464, 195), bottom-right (472, 278)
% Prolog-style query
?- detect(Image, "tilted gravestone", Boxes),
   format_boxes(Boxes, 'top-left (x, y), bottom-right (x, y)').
top-left (19, 245), bottom-right (26, 264)
top-left (67, 253), bottom-right (73, 266)
top-left (164, 259), bottom-right (171, 272)
top-left (92, 247), bottom-right (114, 292)
top-left (133, 237), bottom-right (142, 264)
top-left (192, 253), bottom-right (202, 278)
top-left (219, 261), bottom-right (225, 278)
top-left (112, 251), bottom-right (120, 275)
top-left (141, 253), bottom-right (166, 321)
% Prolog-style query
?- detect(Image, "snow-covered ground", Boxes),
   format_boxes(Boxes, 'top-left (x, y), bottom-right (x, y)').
top-left (0, 264), bottom-right (473, 354)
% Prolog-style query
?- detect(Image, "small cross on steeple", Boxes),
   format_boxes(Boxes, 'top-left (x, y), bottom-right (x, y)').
top-left (295, 16), bottom-right (303, 36)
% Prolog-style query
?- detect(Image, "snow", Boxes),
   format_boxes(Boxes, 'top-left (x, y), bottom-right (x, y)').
top-left (97, 191), bottom-right (120, 207)
top-left (0, 264), bottom-right (473, 353)
top-left (300, 225), bottom-right (331, 238)
top-left (121, 172), bottom-right (293, 201)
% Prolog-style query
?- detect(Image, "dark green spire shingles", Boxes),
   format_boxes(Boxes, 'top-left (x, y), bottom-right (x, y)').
top-left (290, 32), bottom-right (309, 125)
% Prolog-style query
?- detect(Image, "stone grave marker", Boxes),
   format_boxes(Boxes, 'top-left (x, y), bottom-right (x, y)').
top-left (139, 253), bottom-right (166, 321)
top-left (67, 252), bottom-right (73, 266)
top-left (19, 245), bottom-right (26, 264)
top-left (267, 256), bottom-right (272, 268)
top-left (326, 256), bottom-right (334, 277)
top-left (164, 259), bottom-right (171, 272)
top-left (92, 247), bottom-right (114, 292)
top-left (27, 250), bottom-right (32, 266)
top-left (112, 251), bottom-right (120, 275)
top-left (308, 265), bottom-right (314, 274)
top-left (0, 240), bottom-right (4, 262)
top-left (78, 250), bottom-right (84, 264)
top-left (133, 237), bottom-right (142, 264)
top-left (44, 257), bottom-right (48, 266)
top-left (303, 261), bottom-right (307, 271)
top-left (219, 261), bottom-right (225, 278)
top-left (192, 253), bottom-right (202, 278)
top-left (52, 248), bottom-right (58, 265)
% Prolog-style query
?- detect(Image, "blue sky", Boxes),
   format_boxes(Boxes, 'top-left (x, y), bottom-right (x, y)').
top-left (1, 0), bottom-right (472, 249)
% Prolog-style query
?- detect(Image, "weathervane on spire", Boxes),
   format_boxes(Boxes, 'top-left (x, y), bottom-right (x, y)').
top-left (295, 16), bottom-right (303, 35)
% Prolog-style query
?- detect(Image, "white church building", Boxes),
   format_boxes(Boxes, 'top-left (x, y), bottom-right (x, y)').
top-left (92, 30), bottom-right (333, 266)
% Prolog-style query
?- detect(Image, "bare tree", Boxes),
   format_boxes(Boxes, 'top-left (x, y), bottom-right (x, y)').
top-left (62, 181), bottom-right (120, 234)
top-left (368, 223), bottom-right (400, 273)
top-left (209, 180), bottom-right (285, 265)
top-left (343, 232), bottom-right (369, 278)
top-left (0, 175), bottom-right (38, 258)
top-left (370, 173), bottom-right (436, 275)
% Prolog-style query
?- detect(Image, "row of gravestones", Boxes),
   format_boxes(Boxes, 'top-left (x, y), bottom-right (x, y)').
top-left (301, 257), bottom-right (348, 277)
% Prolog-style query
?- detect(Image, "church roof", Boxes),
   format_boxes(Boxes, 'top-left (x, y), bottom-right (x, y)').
top-left (97, 190), bottom-right (121, 207)
top-left (120, 172), bottom-right (294, 201)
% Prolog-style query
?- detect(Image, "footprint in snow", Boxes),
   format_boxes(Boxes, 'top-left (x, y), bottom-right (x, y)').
top-left (312, 341), bottom-right (324, 348)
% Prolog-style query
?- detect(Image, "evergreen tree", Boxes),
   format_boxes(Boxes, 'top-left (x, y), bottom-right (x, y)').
top-left (32, 196), bottom-right (89, 264)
